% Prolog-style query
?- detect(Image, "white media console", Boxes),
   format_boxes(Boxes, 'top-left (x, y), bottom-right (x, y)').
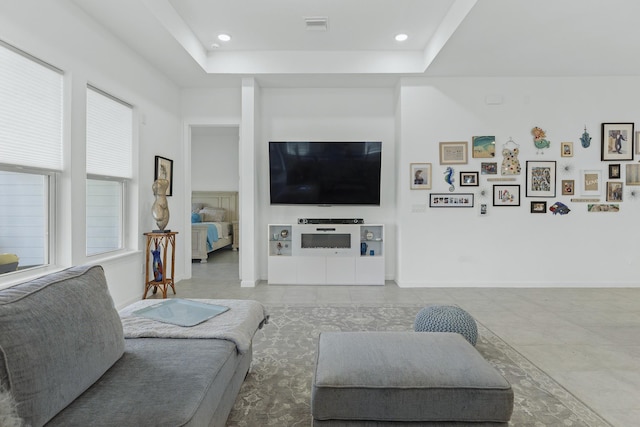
top-left (268, 223), bottom-right (384, 285)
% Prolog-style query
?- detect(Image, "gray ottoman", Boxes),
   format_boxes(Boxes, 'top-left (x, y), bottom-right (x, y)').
top-left (312, 331), bottom-right (513, 426)
top-left (414, 305), bottom-right (478, 346)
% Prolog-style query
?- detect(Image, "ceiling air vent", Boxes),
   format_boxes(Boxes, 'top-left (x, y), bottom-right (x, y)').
top-left (304, 16), bottom-right (328, 31)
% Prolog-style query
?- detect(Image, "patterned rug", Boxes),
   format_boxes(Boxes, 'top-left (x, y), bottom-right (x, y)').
top-left (227, 304), bottom-right (612, 427)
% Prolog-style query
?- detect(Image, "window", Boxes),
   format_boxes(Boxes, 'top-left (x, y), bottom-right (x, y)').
top-left (86, 86), bottom-right (133, 256)
top-left (0, 41), bottom-right (63, 273)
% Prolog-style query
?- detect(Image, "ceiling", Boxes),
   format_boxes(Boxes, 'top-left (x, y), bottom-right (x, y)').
top-left (71, 0), bottom-right (640, 88)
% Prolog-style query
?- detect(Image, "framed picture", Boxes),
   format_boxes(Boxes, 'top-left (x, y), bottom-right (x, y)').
top-left (439, 141), bottom-right (468, 165)
top-left (636, 131), bottom-right (640, 155)
top-left (581, 169), bottom-right (602, 196)
top-left (460, 171), bottom-right (479, 187)
top-left (561, 179), bottom-right (575, 196)
top-left (472, 136), bottom-right (496, 158)
top-left (154, 156), bottom-right (174, 196)
top-left (609, 164), bottom-right (621, 179)
top-left (601, 122), bottom-right (634, 161)
top-left (606, 181), bottom-right (623, 202)
top-left (626, 164), bottom-right (640, 185)
top-left (493, 184), bottom-right (520, 206)
top-left (526, 161), bottom-right (556, 197)
top-left (530, 201), bottom-right (547, 213)
top-left (560, 141), bottom-right (573, 157)
top-left (410, 163), bottom-right (432, 190)
top-left (481, 162), bottom-right (498, 175)
top-left (429, 193), bottom-right (474, 208)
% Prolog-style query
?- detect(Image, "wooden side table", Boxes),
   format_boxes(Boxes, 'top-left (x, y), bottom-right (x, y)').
top-left (143, 231), bottom-right (178, 299)
top-left (232, 221), bottom-right (239, 251)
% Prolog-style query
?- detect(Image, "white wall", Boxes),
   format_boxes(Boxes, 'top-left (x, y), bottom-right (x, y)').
top-left (258, 87), bottom-right (397, 280)
top-left (191, 127), bottom-right (239, 191)
top-left (0, 0), bottom-right (182, 307)
top-left (397, 76), bottom-right (640, 287)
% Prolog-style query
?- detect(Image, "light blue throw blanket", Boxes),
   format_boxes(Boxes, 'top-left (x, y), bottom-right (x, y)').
top-left (206, 224), bottom-right (219, 251)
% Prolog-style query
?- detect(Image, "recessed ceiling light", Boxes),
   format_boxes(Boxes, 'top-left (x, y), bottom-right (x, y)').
top-left (217, 34), bottom-right (231, 42)
top-left (395, 33), bottom-right (408, 42)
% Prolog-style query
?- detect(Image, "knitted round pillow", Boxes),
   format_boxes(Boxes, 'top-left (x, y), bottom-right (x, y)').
top-left (414, 305), bottom-right (478, 346)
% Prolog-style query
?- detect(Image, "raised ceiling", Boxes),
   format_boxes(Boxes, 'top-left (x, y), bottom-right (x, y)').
top-left (71, 0), bottom-right (640, 88)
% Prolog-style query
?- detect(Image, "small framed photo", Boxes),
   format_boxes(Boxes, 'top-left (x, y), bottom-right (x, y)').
top-left (601, 122), bottom-right (634, 161)
top-left (581, 169), bottom-right (602, 196)
top-left (410, 163), bottom-right (432, 190)
top-left (530, 201), bottom-right (547, 213)
top-left (561, 179), bottom-right (575, 196)
top-left (429, 193), bottom-right (474, 208)
top-left (609, 164), bottom-right (621, 179)
top-left (636, 131), bottom-right (640, 155)
top-left (439, 141), bottom-right (468, 165)
top-left (560, 141), bottom-right (573, 157)
top-left (493, 184), bottom-right (520, 206)
top-left (472, 136), bottom-right (496, 158)
top-left (526, 161), bottom-right (556, 197)
top-left (481, 162), bottom-right (498, 175)
top-left (154, 155), bottom-right (174, 196)
top-left (606, 182), bottom-right (623, 202)
top-left (460, 171), bottom-right (479, 187)
top-left (626, 164), bottom-right (640, 185)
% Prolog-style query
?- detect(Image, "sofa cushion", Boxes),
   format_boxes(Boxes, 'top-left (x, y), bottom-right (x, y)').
top-left (0, 265), bottom-right (124, 427)
top-left (45, 338), bottom-right (248, 427)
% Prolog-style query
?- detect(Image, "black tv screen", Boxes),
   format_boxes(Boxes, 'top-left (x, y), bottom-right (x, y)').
top-left (269, 141), bottom-right (382, 205)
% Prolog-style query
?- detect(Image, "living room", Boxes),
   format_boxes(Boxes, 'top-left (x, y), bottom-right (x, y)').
top-left (1, 1), bottom-right (639, 425)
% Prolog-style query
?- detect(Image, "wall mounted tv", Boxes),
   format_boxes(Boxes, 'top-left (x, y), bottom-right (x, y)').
top-left (269, 141), bottom-right (382, 205)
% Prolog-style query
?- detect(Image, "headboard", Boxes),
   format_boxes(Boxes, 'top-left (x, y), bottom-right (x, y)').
top-left (192, 191), bottom-right (239, 222)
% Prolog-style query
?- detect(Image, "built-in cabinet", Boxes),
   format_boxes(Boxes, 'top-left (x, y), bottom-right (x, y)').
top-left (268, 224), bottom-right (384, 285)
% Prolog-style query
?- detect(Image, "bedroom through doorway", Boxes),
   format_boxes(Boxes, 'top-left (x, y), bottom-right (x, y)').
top-left (190, 125), bottom-right (240, 283)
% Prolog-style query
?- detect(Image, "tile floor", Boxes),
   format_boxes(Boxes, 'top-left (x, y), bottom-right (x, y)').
top-left (167, 249), bottom-right (640, 426)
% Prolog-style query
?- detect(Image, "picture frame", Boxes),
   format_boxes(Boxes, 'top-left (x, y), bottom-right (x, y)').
top-left (472, 136), bottom-right (496, 158)
top-left (608, 164), bottom-right (621, 179)
top-left (636, 131), bottom-right (640, 155)
top-left (626, 164), bottom-right (640, 185)
top-left (525, 161), bottom-right (556, 197)
top-left (580, 169), bottom-right (602, 196)
top-left (493, 184), bottom-right (520, 206)
top-left (439, 141), bottom-right (468, 165)
top-left (481, 162), bottom-right (498, 175)
top-left (154, 156), bottom-right (174, 196)
top-left (410, 163), bottom-right (432, 190)
top-left (530, 201), bottom-right (547, 213)
top-left (560, 141), bottom-right (573, 157)
top-left (606, 181), bottom-right (623, 202)
top-left (601, 122), bottom-right (634, 161)
top-left (429, 193), bottom-right (474, 208)
top-left (561, 179), bottom-right (575, 196)
top-left (459, 171), bottom-right (479, 187)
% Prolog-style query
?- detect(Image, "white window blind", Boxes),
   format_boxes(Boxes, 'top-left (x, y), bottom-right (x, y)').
top-left (86, 86), bottom-right (133, 178)
top-left (0, 41), bottom-right (63, 171)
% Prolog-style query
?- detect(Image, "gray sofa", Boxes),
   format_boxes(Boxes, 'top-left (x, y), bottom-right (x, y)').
top-left (0, 265), bottom-right (263, 427)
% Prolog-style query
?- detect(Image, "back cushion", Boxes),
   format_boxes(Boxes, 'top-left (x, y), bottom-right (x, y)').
top-left (0, 265), bottom-right (124, 427)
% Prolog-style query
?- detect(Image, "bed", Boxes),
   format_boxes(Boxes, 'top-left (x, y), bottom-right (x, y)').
top-left (191, 191), bottom-right (238, 263)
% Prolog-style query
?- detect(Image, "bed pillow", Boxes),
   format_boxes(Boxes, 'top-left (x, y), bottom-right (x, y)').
top-left (199, 207), bottom-right (226, 222)
top-left (191, 212), bottom-right (202, 223)
top-left (191, 203), bottom-right (204, 213)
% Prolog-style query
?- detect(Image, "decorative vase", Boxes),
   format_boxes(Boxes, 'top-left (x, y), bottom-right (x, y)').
top-left (152, 249), bottom-right (163, 282)
top-left (360, 242), bottom-right (368, 256)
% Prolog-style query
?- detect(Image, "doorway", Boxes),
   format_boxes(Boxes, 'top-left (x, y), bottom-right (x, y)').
top-left (189, 125), bottom-right (240, 281)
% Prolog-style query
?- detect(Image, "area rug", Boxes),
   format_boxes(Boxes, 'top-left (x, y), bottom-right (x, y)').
top-left (227, 304), bottom-right (612, 427)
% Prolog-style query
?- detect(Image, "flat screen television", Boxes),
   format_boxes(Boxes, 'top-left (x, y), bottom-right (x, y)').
top-left (269, 141), bottom-right (382, 205)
